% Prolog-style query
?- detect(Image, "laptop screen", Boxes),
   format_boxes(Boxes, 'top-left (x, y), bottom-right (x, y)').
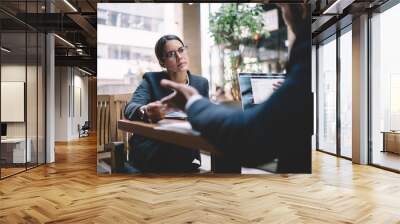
top-left (239, 73), bottom-right (285, 110)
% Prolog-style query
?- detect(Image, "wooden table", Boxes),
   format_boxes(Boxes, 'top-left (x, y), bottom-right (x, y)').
top-left (118, 119), bottom-right (241, 173)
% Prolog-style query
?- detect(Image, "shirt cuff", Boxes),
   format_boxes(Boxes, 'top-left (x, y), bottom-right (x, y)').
top-left (185, 94), bottom-right (203, 111)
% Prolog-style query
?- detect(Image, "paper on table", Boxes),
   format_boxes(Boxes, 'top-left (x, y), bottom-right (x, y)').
top-left (164, 111), bottom-right (187, 119)
top-left (154, 121), bottom-right (200, 136)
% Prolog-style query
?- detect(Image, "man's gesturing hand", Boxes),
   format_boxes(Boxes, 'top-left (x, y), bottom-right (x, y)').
top-left (160, 79), bottom-right (199, 111)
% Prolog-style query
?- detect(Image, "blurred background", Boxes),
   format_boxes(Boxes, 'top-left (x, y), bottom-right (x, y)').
top-left (97, 3), bottom-right (288, 101)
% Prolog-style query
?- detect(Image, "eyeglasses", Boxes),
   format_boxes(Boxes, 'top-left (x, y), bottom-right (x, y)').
top-left (164, 46), bottom-right (188, 60)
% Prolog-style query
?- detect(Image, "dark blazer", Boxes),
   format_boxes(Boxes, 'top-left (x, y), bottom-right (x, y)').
top-left (186, 36), bottom-right (312, 173)
top-left (124, 71), bottom-right (209, 172)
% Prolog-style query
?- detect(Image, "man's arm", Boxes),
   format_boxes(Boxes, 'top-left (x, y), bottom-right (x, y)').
top-left (186, 97), bottom-right (279, 167)
top-left (161, 78), bottom-right (311, 168)
top-left (188, 82), bottom-right (311, 168)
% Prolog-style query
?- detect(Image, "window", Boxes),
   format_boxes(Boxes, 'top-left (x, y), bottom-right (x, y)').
top-left (97, 44), bottom-right (107, 59)
top-left (390, 75), bottom-right (400, 130)
top-left (97, 9), bottom-right (164, 32)
top-left (120, 47), bottom-right (130, 60)
top-left (0, 3), bottom-right (46, 179)
top-left (316, 28), bottom-right (353, 159)
top-left (370, 3), bottom-right (400, 171)
top-left (143, 18), bottom-right (152, 31)
top-left (108, 45), bottom-right (120, 59)
top-left (339, 28), bottom-right (352, 158)
top-left (108, 11), bottom-right (119, 26)
top-left (120, 14), bottom-right (130, 28)
top-left (153, 19), bottom-right (163, 33)
top-left (98, 9), bottom-right (107, 25)
top-left (317, 36), bottom-right (337, 154)
top-left (132, 16), bottom-right (143, 29)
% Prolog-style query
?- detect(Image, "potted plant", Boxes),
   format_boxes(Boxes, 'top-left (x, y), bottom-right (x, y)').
top-left (209, 3), bottom-right (269, 100)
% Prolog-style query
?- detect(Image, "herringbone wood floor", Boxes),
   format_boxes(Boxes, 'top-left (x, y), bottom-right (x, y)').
top-left (1, 135), bottom-right (400, 223)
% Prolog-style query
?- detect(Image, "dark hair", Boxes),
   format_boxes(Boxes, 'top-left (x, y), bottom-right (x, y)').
top-left (276, 4), bottom-right (309, 39)
top-left (285, 4), bottom-right (308, 36)
top-left (154, 34), bottom-right (185, 65)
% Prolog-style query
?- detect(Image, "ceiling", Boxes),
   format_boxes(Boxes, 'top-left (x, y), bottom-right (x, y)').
top-left (0, 0), bottom-right (99, 74)
top-left (310, 0), bottom-right (390, 43)
top-left (0, 0), bottom-right (394, 75)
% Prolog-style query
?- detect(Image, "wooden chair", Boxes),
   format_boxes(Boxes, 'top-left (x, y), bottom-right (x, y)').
top-left (97, 94), bottom-right (134, 174)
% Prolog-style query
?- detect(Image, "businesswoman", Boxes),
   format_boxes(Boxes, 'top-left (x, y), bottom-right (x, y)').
top-left (124, 34), bottom-right (209, 172)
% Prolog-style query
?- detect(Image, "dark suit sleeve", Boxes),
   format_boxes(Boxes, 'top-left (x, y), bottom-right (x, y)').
top-left (124, 78), bottom-right (151, 121)
top-left (186, 79), bottom-right (312, 168)
top-left (202, 78), bottom-right (209, 99)
top-left (187, 98), bottom-right (277, 167)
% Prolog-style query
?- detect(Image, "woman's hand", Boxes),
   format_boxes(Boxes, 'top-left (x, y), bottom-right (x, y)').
top-left (143, 101), bottom-right (165, 123)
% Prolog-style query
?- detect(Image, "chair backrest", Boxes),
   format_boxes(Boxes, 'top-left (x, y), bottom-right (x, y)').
top-left (97, 94), bottom-right (131, 151)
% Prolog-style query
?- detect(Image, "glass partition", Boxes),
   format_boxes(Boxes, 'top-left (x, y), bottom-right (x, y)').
top-left (370, 3), bottom-right (400, 171)
top-left (317, 36), bottom-right (337, 155)
top-left (27, 30), bottom-right (38, 169)
top-left (1, 31), bottom-right (28, 177)
top-left (339, 28), bottom-right (352, 158)
top-left (38, 31), bottom-right (45, 165)
top-left (0, 1), bottom-right (46, 179)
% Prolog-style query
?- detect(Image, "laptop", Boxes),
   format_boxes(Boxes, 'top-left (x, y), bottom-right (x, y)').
top-left (238, 73), bottom-right (285, 110)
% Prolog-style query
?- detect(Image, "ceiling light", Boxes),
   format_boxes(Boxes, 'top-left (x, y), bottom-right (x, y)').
top-left (54, 34), bottom-right (75, 48)
top-left (63, 0), bottom-right (78, 12)
top-left (1, 47), bottom-right (11, 53)
top-left (323, 0), bottom-right (341, 14)
top-left (323, 0), bottom-right (354, 15)
top-left (76, 49), bottom-right (84, 55)
top-left (78, 67), bottom-right (92, 76)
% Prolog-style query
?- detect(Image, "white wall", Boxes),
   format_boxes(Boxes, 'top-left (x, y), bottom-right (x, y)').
top-left (1, 65), bottom-right (35, 137)
top-left (55, 67), bottom-right (69, 141)
top-left (55, 67), bottom-right (89, 141)
top-left (71, 73), bottom-right (89, 138)
top-left (1, 65), bottom-right (26, 142)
